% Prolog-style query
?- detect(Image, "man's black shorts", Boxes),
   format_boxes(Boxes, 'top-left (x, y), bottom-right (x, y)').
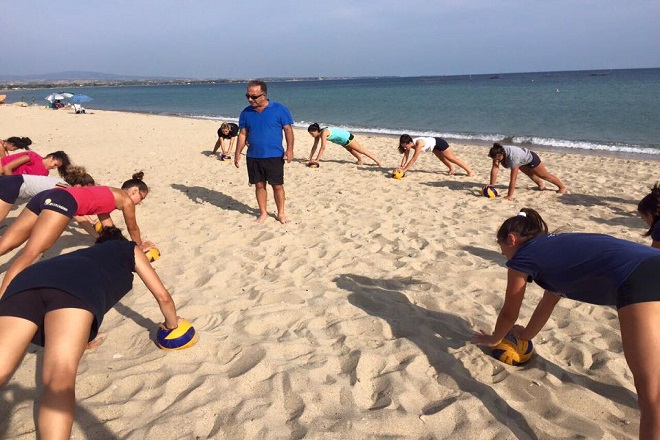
top-left (246, 157), bottom-right (284, 185)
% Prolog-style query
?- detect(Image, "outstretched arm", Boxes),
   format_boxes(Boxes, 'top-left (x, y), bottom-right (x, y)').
top-left (472, 268), bottom-right (528, 346)
top-left (309, 137), bottom-right (320, 162)
top-left (314, 130), bottom-right (330, 162)
top-left (134, 247), bottom-right (178, 329)
top-left (506, 167), bottom-right (519, 199)
top-left (400, 143), bottom-right (424, 172)
top-left (513, 290), bottom-right (561, 340)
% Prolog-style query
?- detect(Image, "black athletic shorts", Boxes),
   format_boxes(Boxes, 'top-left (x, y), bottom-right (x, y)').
top-left (246, 157), bottom-right (285, 185)
top-left (0, 288), bottom-right (93, 347)
top-left (527, 151), bottom-right (542, 169)
top-left (616, 255), bottom-right (660, 309)
top-left (432, 138), bottom-right (450, 152)
top-left (25, 188), bottom-right (77, 218)
top-left (0, 175), bottom-right (24, 204)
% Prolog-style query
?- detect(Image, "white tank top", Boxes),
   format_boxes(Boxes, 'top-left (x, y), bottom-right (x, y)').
top-left (19, 175), bottom-right (66, 199)
top-left (413, 137), bottom-right (436, 152)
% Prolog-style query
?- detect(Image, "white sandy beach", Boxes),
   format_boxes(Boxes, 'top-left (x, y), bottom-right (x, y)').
top-left (0, 104), bottom-right (656, 439)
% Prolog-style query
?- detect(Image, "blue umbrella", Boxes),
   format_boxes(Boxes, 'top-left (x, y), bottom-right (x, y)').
top-left (69, 94), bottom-right (93, 103)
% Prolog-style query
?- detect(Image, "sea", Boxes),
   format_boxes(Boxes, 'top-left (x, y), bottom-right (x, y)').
top-left (5, 68), bottom-right (660, 158)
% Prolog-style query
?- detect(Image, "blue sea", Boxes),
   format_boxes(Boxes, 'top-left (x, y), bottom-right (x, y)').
top-left (6, 68), bottom-right (660, 157)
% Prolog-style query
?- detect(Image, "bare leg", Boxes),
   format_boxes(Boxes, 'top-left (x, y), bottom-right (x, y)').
top-left (346, 141), bottom-right (383, 166)
top-left (272, 184), bottom-right (288, 224)
top-left (435, 149), bottom-right (474, 176)
top-left (0, 316), bottom-right (38, 387)
top-left (618, 301), bottom-right (660, 440)
top-left (0, 208), bottom-right (39, 258)
top-left (212, 138), bottom-right (222, 154)
top-left (0, 201), bottom-right (13, 224)
top-left (531, 163), bottom-right (568, 194)
top-left (254, 182), bottom-right (269, 224)
top-left (520, 166), bottom-right (546, 190)
top-left (39, 308), bottom-right (94, 440)
top-left (0, 210), bottom-right (70, 297)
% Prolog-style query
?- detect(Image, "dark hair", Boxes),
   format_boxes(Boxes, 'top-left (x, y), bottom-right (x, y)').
top-left (5, 136), bottom-right (32, 150)
top-left (488, 143), bottom-right (505, 159)
top-left (638, 183), bottom-right (660, 237)
top-left (496, 208), bottom-right (548, 244)
top-left (121, 171), bottom-right (148, 193)
top-left (307, 123), bottom-right (321, 133)
top-left (63, 165), bottom-right (95, 186)
top-left (45, 151), bottom-right (70, 177)
top-left (95, 226), bottom-right (128, 244)
top-left (398, 134), bottom-right (413, 154)
top-left (247, 80), bottom-right (267, 94)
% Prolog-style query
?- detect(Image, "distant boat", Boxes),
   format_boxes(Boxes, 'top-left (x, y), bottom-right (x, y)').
top-left (489, 75), bottom-right (500, 80)
top-left (589, 72), bottom-right (610, 77)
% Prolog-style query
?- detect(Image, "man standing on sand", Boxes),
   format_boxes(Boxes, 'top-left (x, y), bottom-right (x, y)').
top-left (235, 80), bottom-right (294, 224)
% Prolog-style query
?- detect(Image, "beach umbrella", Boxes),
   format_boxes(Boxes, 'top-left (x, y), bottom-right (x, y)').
top-left (60, 92), bottom-right (74, 99)
top-left (69, 94), bottom-right (93, 103)
top-left (45, 93), bottom-right (65, 102)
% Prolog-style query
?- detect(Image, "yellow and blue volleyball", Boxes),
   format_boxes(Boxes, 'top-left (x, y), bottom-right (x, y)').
top-left (482, 185), bottom-right (498, 198)
top-left (156, 320), bottom-right (198, 350)
top-left (491, 331), bottom-right (534, 366)
top-left (94, 221), bottom-right (104, 234)
top-left (145, 247), bottom-right (161, 262)
top-left (392, 169), bottom-right (405, 179)
top-left (307, 161), bottom-right (320, 168)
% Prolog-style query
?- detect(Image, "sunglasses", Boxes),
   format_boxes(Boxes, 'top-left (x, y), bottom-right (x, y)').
top-left (245, 93), bottom-right (264, 100)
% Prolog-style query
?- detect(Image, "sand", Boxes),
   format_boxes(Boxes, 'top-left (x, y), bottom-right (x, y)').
top-left (0, 104), bottom-right (656, 439)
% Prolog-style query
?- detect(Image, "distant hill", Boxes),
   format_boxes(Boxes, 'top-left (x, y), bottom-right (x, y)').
top-left (0, 71), bottom-right (184, 82)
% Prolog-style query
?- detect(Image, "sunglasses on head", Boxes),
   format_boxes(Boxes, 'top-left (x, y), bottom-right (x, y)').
top-left (245, 93), bottom-right (263, 100)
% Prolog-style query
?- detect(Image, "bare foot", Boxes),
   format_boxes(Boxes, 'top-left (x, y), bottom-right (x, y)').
top-left (375, 160), bottom-right (383, 167)
top-left (255, 214), bottom-right (269, 224)
top-left (86, 334), bottom-right (106, 350)
top-left (466, 171), bottom-right (476, 177)
top-left (558, 187), bottom-right (569, 194)
top-left (538, 184), bottom-right (547, 191)
top-left (356, 159), bottom-right (363, 165)
top-left (277, 215), bottom-right (289, 224)
top-left (447, 168), bottom-right (456, 175)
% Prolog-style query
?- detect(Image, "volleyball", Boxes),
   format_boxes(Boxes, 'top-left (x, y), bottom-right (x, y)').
top-left (307, 161), bottom-right (320, 168)
top-left (222, 155), bottom-right (232, 161)
top-left (392, 169), bottom-right (405, 179)
top-left (156, 319), bottom-right (198, 350)
top-left (491, 331), bottom-right (534, 365)
top-left (94, 222), bottom-right (103, 233)
top-left (145, 247), bottom-right (161, 262)
top-left (483, 185), bottom-right (498, 198)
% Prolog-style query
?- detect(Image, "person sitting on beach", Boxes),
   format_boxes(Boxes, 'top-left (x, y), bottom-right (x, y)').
top-left (638, 183), bottom-right (660, 248)
top-left (0, 136), bottom-right (32, 158)
top-left (72, 103), bottom-right (86, 114)
top-left (307, 123), bottom-right (383, 166)
top-left (472, 208), bottom-right (660, 439)
top-left (488, 143), bottom-right (567, 200)
top-left (397, 134), bottom-right (474, 176)
top-left (1, 150), bottom-right (70, 177)
top-left (0, 226), bottom-right (183, 440)
top-left (212, 122), bottom-right (239, 159)
top-left (0, 172), bottom-right (155, 296)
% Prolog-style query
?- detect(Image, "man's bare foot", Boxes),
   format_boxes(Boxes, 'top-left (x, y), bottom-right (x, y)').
top-left (86, 334), bottom-right (105, 350)
top-left (277, 214), bottom-right (289, 224)
top-left (255, 214), bottom-right (269, 224)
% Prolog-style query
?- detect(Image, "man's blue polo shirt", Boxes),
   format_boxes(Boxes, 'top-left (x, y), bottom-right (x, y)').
top-left (239, 101), bottom-right (294, 159)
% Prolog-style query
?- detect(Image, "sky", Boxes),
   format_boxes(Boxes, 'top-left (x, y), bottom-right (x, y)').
top-left (2, 0), bottom-right (659, 79)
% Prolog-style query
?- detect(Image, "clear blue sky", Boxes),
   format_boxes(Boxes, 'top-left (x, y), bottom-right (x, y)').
top-left (2, 0), bottom-right (658, 78)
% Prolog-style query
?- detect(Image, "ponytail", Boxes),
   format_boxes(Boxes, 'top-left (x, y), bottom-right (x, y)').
top-left (496, 208), bottom-right (548, 243)
top-left (5, 137), bottom-right (32, 150)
